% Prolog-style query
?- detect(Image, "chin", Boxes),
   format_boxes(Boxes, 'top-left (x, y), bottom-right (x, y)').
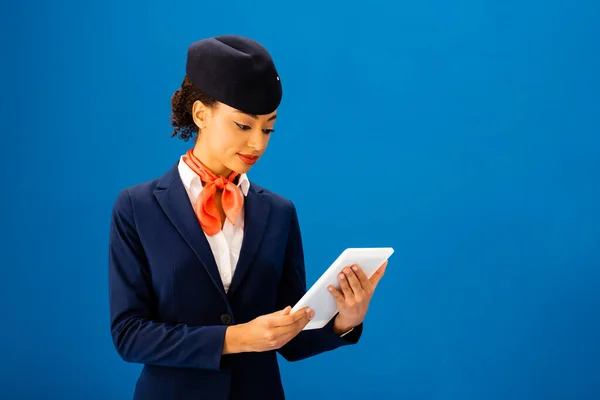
top-left (228, 160), bottom-right (252, 175)
top-left (237, 164), bottom-right (253, 174)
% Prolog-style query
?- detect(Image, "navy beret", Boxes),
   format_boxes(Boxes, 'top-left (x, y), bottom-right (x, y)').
top-left (185, 35), bottom-right (282, 115)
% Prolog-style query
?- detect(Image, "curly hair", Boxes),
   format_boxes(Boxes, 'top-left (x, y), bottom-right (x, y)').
top-left (170, 76), bottom-right (218, 141)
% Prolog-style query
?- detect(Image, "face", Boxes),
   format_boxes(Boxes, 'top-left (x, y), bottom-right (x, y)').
top-left (191, 100), bottom-right (277, 176)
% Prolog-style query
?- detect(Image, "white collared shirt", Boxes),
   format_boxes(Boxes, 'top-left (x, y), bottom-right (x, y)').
top-left (177, 156), bottom-right (250, 293)
top-left (177, 156), bottom-right (354, 337)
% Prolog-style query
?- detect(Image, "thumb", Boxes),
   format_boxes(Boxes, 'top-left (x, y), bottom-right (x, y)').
top-left (370, 260), bottom-right (388, 286)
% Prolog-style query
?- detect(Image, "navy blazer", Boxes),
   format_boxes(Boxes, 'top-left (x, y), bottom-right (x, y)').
top-left (108, 162), bottom-right (363, 400)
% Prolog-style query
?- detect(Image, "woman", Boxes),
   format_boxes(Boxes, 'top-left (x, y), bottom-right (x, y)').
top-left (108, 35), bottom-right (387, 400)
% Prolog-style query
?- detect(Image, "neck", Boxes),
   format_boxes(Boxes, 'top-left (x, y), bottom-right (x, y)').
top-left (192, 146), bottom-right (233, 177)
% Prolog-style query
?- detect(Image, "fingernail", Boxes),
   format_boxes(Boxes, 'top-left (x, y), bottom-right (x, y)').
top-left (306, 308), bottom-right (312, 315)
top-left (339, 274), bottom-right (345, 279)
top-left (328, 286), bottom-right (333, 292)
top-left (352, 266), bottom-right (358, 271)
top-left (344, 268), bottom-right (350, 274)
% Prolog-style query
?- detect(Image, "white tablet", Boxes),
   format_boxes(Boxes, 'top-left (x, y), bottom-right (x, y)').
top-left (291, 247), bottom-right (394, 330)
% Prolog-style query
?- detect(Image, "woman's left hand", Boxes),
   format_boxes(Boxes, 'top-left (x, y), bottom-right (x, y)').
top-left (328, 261), bottom-right (388, 333)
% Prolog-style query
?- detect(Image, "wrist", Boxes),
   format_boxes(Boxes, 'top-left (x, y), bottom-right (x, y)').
top-left (333, 315), bottom-right (355, 335)
top-left (223, 324), bottom-right (246, 354)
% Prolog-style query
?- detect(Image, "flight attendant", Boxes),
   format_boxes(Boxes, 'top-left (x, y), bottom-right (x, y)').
top-left (108, 35), bottom-right (387, 400)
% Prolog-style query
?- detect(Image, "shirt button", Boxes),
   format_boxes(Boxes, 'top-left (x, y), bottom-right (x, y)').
top-left (221, 314), bottom-right (233, 325)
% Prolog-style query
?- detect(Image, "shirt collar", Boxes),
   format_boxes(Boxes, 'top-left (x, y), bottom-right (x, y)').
top-left (178, 156), bottom-right (250, 196)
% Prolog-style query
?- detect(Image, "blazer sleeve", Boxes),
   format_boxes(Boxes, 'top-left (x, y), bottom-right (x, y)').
top-left (276, 201), bottom-right (363, 362)
top-left (109, 189), bottom-right (227, 371)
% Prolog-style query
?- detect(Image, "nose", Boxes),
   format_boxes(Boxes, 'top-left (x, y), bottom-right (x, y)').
top-left (247, 131), bottom-right (266, 152)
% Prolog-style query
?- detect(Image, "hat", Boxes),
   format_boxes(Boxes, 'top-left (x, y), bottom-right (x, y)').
top-left (185, 35), bottom-right (282, 115)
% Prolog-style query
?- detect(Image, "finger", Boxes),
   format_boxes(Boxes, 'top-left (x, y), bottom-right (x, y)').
top-left (265, 306), bottom-right (290, 316)
top-left (328, 285), bottom-right (345, 304)
top-left (339, 270), bottom-right (354, 297)
top-left (276, 322), bottom-right (308, 346)
top-left (351, 264), bottom-right (372, 292)
top-left (369, 260), bottom-right (388, 287)
top-left (278, 306), bottom-right (292, 315)
top-left (343, 266), bottom-right (366, 296)
top-left (290, 309), bottom-right (314, 335)
top-left (260, 306), bottom-right (291, 328)
top-left (271, 310), bottom-right (311, 338)
top-left (270, 307), bottom-right (312, 327)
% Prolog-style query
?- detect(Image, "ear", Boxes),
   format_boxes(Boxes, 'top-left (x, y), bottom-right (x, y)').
top-left (191, 100), bottom-right (210, 130)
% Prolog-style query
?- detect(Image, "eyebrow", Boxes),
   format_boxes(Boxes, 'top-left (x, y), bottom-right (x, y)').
top-left (236, 111), bottom-right (277, 121)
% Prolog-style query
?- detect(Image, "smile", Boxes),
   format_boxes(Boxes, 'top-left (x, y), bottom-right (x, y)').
top-left (237, 153), bottom-right (259, 165)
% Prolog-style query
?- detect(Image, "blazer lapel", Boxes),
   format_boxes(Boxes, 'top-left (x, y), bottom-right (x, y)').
top-left (153, 163), bottom-right (229, 304)
top-left (228, 184), bottom-right (271, 297)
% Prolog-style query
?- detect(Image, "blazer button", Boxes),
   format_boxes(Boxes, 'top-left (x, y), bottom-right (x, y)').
top-left (221, 314), bottom-right (232, 325)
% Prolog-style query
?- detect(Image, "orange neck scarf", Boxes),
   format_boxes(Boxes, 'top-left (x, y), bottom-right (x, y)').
top-left (182, 149), bottom-right (244, 236)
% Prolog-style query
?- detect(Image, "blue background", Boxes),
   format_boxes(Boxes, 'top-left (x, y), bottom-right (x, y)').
top-left (1, 0), bottom-right (599, 398)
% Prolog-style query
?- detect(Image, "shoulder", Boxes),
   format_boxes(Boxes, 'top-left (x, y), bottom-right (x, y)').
top-left (112, 178), bottom-right (159, 214)
top-left (250, 182), bottom-right (303, 232)
top-left (112, 162), bottom-right (180, 214)
top-left (251, 182), bottom-right (297, 213)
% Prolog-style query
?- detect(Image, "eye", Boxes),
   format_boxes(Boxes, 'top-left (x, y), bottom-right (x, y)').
top-left (262, 129), bottom-right (275, 135)
top-left (234, 121), bottom-right (251, 131)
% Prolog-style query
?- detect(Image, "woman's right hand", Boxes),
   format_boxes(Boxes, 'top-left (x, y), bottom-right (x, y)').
top-left (223, 306), bottom-right (314, 354)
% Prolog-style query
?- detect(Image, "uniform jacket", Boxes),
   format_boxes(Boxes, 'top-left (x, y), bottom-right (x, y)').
top-left (108, 162), bottom-right (362, 399)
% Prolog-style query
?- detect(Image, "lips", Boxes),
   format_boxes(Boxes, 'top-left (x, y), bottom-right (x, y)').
top-left (237, 153), bottom-right (259, 165)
